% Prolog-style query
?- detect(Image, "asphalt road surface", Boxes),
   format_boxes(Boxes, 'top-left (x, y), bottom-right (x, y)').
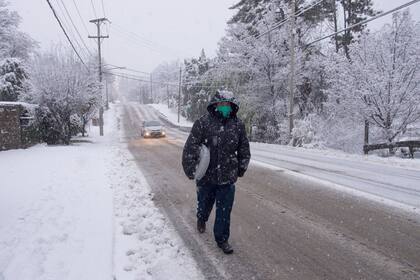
top-left (120, 102), bottom-right (420, 280)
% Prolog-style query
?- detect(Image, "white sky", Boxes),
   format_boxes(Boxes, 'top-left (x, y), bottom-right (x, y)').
top-left (9, 0), bottom-right (420, 73)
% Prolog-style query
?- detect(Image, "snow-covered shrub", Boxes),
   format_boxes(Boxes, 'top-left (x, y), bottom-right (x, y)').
top-left (0, 58), bottom-right (28, 101)
top-left (69, 114), bottom-right (83, 137)
top-left (291, 114), bottom-right (322, 147)
top-left (34, 106), bottom-right (61, 145)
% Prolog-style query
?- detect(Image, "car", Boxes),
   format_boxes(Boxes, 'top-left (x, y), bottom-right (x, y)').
top-left (141, 120), bottom-right (166, 138)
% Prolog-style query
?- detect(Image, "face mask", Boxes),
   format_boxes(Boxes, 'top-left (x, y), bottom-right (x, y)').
top-left (216, 105), bottom-right (232, 118)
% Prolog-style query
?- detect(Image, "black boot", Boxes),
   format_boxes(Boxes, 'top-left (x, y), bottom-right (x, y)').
top-left (217, 241), bottom-right (234, 254)
top-left (197, 219), bottom-right (206, 233)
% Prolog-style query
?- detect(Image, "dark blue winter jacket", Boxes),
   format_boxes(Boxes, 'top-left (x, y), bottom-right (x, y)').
top-left (182, 92), bottom-right (251, 185)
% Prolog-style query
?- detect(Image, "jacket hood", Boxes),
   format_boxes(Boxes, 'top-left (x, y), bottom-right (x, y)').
top-left (207, 90), bottom-right (239, 116)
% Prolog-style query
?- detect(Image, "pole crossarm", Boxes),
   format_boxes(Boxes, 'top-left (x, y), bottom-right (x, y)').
top-left (89, 17), bottom-right (109, 23)
top-left (88, 35), bottom-right (110, 39)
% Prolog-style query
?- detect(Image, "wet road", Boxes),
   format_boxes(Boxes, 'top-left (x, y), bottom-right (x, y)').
top-left (120, 102), bottom-right (420, 280)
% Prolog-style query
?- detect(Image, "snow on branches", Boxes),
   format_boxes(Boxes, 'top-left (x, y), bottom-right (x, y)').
top-left (28, 49), bottom-right (102, 144)
top-left (0, 57), bottom-right (27, 101)
top-left (326, 11), bottom-right (420, 144)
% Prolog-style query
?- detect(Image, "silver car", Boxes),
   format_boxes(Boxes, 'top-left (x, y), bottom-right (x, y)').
top-left (141, 120), bottom-right (166, 138)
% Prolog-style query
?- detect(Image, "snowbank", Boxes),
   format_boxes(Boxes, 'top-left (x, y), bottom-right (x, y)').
top-left (148, 104), bottom-right (193, 128)
top-left (112, 148), bottom-right (203, 280)
top-left (251, 142), bottom-right (420, 170)
top-left (0, 103), bottom-right (203, 280)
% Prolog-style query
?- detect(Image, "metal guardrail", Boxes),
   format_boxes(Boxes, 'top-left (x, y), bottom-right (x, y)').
top-left (363, 141), bottom-right (420, 159)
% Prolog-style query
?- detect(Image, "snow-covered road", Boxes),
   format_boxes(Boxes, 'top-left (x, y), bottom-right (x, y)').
top-left (147, 103), bottom-right (420, 211)
top-left (122, 102), bottom-right (420, 280)
top-left (251, 143), bottom-right (420, 209)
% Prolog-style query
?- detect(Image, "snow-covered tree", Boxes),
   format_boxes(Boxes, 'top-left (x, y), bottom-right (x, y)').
top-left (182, 49), bottom-right (213, 121)
top-left (28, 48), bottom-right (101, 144)
top-left (211, 0), bottom-right (329, 143)
top-left (0, 57), bottom-right (27, 101)
top-left (151, 60), bottom-right (181, 106)
top-left (0, 0), bottom-right (36, 60)
top-left (335, 0), bottom-right (378, 57)
top-left (326, 10), bottom-right (420, 144)
top-left (0, 1), bottom-right (35, 101)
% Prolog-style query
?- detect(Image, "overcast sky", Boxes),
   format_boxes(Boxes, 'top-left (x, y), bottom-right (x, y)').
top-left (9, 0), bottom-right (420, 73)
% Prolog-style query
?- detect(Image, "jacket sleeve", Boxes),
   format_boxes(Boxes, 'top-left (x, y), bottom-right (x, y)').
top-left (237, 121), bottom-right (251, 177)
top-left (182, 120), bottom-right (203, 180)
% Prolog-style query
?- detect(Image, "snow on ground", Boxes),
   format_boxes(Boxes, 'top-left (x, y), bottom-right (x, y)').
top-left (148, 104), bottom-right (193, 128)
top-left (111, 147), bottom-right (203, 280)
top-left (251, 142), bottom-right (420, 170)
top-left (0, 103), bottom-right (203, 280)
top-left (0, 133), bottom-right (114, 279)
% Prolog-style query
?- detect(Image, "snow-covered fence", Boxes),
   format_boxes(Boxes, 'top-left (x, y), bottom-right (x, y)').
top-left (363, 141), bottom-right (420, 159)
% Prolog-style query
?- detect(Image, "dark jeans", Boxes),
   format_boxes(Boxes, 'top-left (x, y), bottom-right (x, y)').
top-left (196, 183), bottom-right (235, 244)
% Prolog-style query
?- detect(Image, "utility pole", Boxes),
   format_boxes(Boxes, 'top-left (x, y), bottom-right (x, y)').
top-left (288, 0), bottom-right (296, 142)
top-left (166, 84), bottom-right (170, 108)
top-left (105, 79), bottom-right (109, 110)
top-left (178, 67), bottom-right (182, 124)
top-left (150, 74), bottom-right (153, 103)
top-left (139, 82), bottom-right (142, 104)
top-left (89, 17), bottom-right (109, 136)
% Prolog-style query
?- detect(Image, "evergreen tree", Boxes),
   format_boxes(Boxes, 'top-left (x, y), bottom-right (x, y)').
top-left (332, 0), bottom-right (378, 57)
top-left (182, 49), bottom-right (212, 121)
top-left (0, 58), bottom-right (27, 101)
top-left (229, 0), bottom-right (270, 25)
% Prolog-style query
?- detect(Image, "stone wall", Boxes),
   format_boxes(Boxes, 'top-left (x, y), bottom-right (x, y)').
top-left (0, 104), bottom-right (22, 151)
top-left (0, 103), bottom-right (39, 151)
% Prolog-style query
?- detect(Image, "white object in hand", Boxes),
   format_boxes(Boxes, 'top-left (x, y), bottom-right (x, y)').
top-left (195, 145), bottom-right (210, 181)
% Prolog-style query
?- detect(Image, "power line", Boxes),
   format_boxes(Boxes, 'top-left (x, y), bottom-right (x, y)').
top-left (45, 0), bottom-right (88, 69)
top-left (90, 0), bottom-right (98, 18)
top-left (53, 0), bottom-right (89, 58)
top-left (104, 71), bottom-right (176, 86)
top-left (243, 0), bottom-right (325, 41)
top-left (99, 0), bottom-right (110, 35)
top-left (106, 71), bottom-right (223, 89)
top-left (71, 0), bottom-right (97, 50)
top-left (101, 0), bottom-right (107, 17)
top-left (307, 0), bottom-right (420, 46)
top-left (71, 0), bottom-right (90, 35)
top-left (58, 0), bottom-right (94, 57)
top-left (259, 0), bottom-right (324, 39)
top-left (105, 63), bottom-right (151, 75)
top-left (111, 25), bottom-right (167, 55)
top-left (111, 23), bottom-right (189, 57)
top-left (112, 23), bottom-right (157, 47)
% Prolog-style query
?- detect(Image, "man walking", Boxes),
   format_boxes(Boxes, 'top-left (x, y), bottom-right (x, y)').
top-left (182, 90), bottom-right (251, 254)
